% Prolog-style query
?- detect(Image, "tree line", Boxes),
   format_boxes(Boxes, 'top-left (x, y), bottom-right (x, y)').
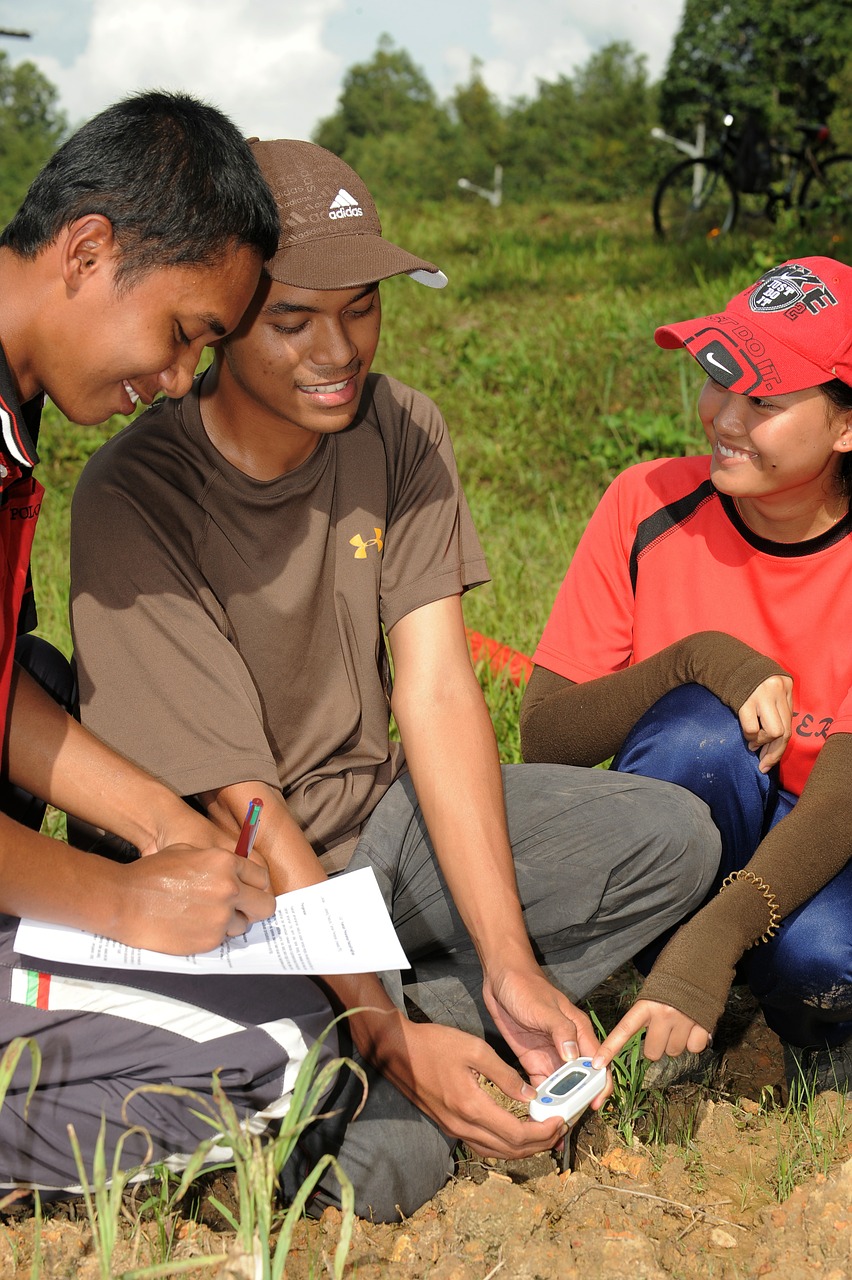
top-left (0, 50), bottom-right (65, 226)
top-left (315, 2), bottom-right (852, 206)
top-left (1, 1), bottom-right (850, 217)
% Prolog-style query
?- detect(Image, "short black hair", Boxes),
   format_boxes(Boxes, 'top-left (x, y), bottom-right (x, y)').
top-left (0, 90), bottom-right (279, 288)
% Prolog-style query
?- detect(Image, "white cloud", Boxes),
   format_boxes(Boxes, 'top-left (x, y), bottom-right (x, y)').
top-left (16, 0), bottom-right (682, 139)
top-left (477, 0), bottom-right (681, 101)
top-left (29, 0), bottom-right (346, 139)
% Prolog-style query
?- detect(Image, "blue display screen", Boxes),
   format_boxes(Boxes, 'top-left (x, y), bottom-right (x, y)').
top-left (551, 1070), bottom-right (588, 1096)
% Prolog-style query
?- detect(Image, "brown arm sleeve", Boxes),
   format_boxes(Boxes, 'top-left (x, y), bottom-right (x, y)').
top-left (640, 732), bottom-right (852, 1030)
top-left (519, 631), bottom-right (789, 767)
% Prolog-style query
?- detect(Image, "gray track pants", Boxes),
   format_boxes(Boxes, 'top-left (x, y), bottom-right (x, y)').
top-left (294, 763), bottom-right (720, 1218)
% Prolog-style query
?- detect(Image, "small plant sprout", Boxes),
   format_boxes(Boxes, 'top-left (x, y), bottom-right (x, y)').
top-left (0, 1037), bottom-right (41, 1215)
top-left (125, 1012), bottom-right (364, 1280)
top-left (589, 1010), bottom-right (656, 1146)
top-left (67, 1116), bottom-right (166, 1280)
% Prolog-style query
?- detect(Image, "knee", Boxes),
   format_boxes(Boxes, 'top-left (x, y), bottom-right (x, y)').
top-left (357, 1118), bottom-right (452, 1221)
top-left (307, 1113), bottom-right (452, 1222)
top-left (626, 777), bottom-right (722, 910)
top-left (616, 684), bottom-right (748, 783)
top-left (298, 1061), bottom-right (454, 1223)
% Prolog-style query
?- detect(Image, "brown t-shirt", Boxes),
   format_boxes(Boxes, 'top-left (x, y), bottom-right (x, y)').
top-left (71, 372), bottom-right (489, 869)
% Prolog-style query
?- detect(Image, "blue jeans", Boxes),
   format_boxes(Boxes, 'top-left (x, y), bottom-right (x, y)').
top-left (613, 684), bottom-right (852, 1049)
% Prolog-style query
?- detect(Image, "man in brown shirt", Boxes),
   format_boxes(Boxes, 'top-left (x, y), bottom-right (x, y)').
top-left (71, 140), bottom-right (721, 1219)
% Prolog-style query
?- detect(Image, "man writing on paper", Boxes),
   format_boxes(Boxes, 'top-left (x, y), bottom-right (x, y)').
top-left (0, 95), bottom-right (345, 1198)
top-left (71, 140), bottom-right (721, 1220)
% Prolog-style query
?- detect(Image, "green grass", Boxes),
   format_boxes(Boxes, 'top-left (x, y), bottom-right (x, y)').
top-left (1, 1028), bottom-right (358, 1278)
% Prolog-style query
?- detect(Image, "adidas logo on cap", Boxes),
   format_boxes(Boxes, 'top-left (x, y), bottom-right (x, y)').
top-left (329, 188), bottom-right (364, 220)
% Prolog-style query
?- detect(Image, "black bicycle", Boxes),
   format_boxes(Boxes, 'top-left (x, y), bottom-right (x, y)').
top-left (652, 111), bottom-right (852, 244)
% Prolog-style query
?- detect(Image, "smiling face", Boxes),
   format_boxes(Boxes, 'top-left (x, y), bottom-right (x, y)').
top-left (699, 377), bottom-right (852, 512)
top-left (41, 239), bottom-right (262, 426)
top-left (215, 277), bottom-right (382, 448)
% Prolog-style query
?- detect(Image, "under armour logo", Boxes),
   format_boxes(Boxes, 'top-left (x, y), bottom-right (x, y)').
top-left (350, 528), bottom-right (384, 558)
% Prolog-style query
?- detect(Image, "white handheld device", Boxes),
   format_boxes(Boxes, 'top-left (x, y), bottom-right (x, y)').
top-left (529, 1057), bottom-right (608, 1125)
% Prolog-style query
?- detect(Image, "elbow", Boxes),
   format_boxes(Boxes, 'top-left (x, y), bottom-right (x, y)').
top-left (519, 702), bottom-right (549, 763)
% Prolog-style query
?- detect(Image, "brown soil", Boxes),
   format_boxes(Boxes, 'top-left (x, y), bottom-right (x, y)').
top-left (3, 974), bottom-right (852, 1278)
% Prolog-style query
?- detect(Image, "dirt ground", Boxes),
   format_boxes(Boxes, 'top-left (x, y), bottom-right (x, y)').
top-left (3, 974), bottom-right (852, 1279)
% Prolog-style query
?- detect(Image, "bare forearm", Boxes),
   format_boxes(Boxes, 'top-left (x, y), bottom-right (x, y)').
top-left (5, 664), bottom-right (188, 850)
top-left (0, 812), bottom-right (123, 928)
top-left (393, 667), bottom-right (533, 969)
top-left (201, 779), bottom-right (327, 894)
top-left (200, 779), bottom-right (403, 1028)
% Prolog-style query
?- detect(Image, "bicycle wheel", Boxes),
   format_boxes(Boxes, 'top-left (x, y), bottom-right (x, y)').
top-left (653, 158), bottom-right (739, 242)
top-left (799, 153), bottom-right (852, 247)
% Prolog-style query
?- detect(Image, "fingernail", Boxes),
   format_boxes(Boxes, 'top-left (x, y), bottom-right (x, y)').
top-left (521, 1082), bottom-right (536, 1100)
top-left (591, 1054), bottom-right (604, 1069)
top-left (562, 1041), bottom-right (579, 1061)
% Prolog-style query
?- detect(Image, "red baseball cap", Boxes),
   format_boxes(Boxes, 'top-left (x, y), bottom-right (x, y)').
top-left (655, 257), bottom-right (852, 395)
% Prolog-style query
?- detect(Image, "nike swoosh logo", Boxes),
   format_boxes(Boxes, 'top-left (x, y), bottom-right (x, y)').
top-left (704, 351), bottom-right (735, 375)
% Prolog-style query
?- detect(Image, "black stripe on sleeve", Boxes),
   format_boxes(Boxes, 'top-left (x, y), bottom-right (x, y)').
top-left (628, 480), bottom-right (716, 593)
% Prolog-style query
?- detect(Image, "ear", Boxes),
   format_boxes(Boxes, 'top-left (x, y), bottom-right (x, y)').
top-left (833, 410), bottom-right (852, 454)
top-left (60, 215), bottom-right (118, 293)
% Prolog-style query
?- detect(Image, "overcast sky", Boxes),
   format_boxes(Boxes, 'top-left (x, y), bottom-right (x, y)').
top-left (4, 0), bottom-right (684, 140)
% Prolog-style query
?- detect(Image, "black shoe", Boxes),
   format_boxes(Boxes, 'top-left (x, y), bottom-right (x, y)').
top-left (783, 1039), bottom-right (852, 1099)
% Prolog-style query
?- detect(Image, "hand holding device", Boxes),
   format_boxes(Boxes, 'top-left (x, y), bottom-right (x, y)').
top-left (529, 1057), bottom-right (608, 1126)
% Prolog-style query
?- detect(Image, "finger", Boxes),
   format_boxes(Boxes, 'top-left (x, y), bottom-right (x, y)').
top-left (562, 1035), bottom-right (580, 1061)
top-left (739, 703), bottom-right (760, 739)
top-left (591, 1006), bottom-right (648, 1068)
top-left (642, 1017), bottom-right (680, 1060)
top-left (548, 1007), bottom-right (583, 1061)
top-left (575, 1024), bottom-right (603, 1064)
top-left (225, 911), bottom-right (250, 938)
top-left (686, 1024), bottom-right (711, 1054)
top-left (484, 1053), bottom-right (537, 1104)
top-left (443, 1076), bottom-right (566, 1159)
top-left (466, 1108), bottom-right (567, 1160)
top-left (756, 700), bottom-right (787, 743)
top-left (235, 855), bottom-right (271, 889)
top-left (758, 735), bottom-right (787, 772)
top-left (233, 882), bottom-right (276, 925)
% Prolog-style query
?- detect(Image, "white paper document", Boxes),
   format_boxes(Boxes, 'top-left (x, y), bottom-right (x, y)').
top-left (14, 867), bottom-right (409, 976)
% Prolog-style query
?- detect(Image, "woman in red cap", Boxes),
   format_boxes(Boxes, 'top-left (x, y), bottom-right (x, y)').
top-left (521, 257), bottom-right (852, 1093)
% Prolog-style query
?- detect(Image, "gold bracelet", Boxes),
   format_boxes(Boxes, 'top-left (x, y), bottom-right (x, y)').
top-left (720, 870), bottom-right (782, 946)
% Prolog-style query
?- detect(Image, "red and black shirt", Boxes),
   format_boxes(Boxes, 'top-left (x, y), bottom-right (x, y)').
top-left (0, 342), bottom-right (43, 738)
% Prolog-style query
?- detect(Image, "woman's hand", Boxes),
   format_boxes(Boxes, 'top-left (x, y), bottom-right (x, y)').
top-left (738, 674), bottom-right (794, 773)
top-left (592, 999), bottom-right (712, 1068)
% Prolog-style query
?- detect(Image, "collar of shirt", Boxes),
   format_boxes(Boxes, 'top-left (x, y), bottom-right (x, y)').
top-left (0, 338), bottom-right (40, 479)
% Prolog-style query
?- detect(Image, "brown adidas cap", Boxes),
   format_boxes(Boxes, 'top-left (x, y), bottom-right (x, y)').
top-left (249, 138), bottom-right (447, 290)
